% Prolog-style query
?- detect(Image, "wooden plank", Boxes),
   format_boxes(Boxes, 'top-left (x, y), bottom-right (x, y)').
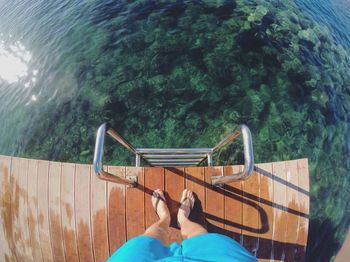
top-left (61, 163), bottom-right (79, 261)
top-left (272, 161), bottom-right (287, 261)
top-left (27, 159), bottom-right (43, 261)
top-left (185, 167), bottom-right (206, 229)
top-left (18, 158), bottom-right (32, 260)
top-left (144, 167), bottom-right (165, 228)
top-left (185, 167), bottom-right (205, 208)
top-left (165, 167), bottom-right (184, 245)
top-left (10, 157), bottom-right (23, 260)
top-left (37, 160), bottom-right (54, 261)
top-left (9, 158), bottom-right (19, 260)
top-left (91, 166), bottom-right (109, 261)
top-left (295, 159), bottom-right (309, 261)
top-left (204, 166), bottom-right (225, 234)
top-left (224, 165), bottom-right (243, 243)
top-left (0, 156), bottom-right (15, 261)
top-left (75, 164), bottom-right (94, 262)
top-left (284, 160), bottom-right (300, 261)
top-left (107, 166), bottom-right (126, 255)
top-left (48, 161), bottom-right (65, 262)
top-left (241, 166), bottom-right (260, 257)
top-left (10, 157), bottom-right (33, 260)
top-left (125, 167), bottom-right (145, 240)
top-left (255, 163), bottom-right (274, 260)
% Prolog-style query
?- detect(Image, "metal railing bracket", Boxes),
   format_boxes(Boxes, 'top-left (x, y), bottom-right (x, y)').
top-left (126, 175), bottom-right (138, 184)
top-left (211, 175), bottom-right (225, 188)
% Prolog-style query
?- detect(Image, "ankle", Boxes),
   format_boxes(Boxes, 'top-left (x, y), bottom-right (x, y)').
top-left (177, 216), bottom-right (189, 227)
top-left (159, 216), bottom-right (171, 226)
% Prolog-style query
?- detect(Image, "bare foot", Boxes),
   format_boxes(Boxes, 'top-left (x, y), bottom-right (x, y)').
top-left (152, 189), bottom-right (170, 222)
top-left (177, 189), bottom-right (195, 226)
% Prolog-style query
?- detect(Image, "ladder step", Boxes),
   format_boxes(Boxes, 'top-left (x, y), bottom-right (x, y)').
top-left (151, 163), bottom-right (199, 166)
top-left (136, 148), bottom-right (212, 154)
top-left (148, 159), bottom-right (203, 163)
top-left (142, 154), bottom-right (207, 159)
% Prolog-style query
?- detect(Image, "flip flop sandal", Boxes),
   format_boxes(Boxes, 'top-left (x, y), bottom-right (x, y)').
top-left (177, 196), bottom-right (194, 227)
top-left (154, 193), bottom-right (166, 217)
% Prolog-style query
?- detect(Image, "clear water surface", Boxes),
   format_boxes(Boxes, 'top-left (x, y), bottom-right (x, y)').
top-left (0, 0), bottom-right (350, 260)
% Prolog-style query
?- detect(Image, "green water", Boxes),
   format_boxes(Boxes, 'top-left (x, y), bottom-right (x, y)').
top-left (1, 0), bottom-right (350, 260)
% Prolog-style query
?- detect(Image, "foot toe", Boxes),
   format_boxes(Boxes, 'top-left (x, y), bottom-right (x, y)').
top-left (188, 190), bottom-right (192, 198)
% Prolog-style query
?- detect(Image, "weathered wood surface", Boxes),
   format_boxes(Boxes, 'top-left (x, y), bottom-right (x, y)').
top-left (0, 156), bottom-right (309, 261)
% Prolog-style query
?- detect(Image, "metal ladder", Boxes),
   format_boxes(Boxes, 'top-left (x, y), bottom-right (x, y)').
top-left (93, 123), bottom-right (254, 186)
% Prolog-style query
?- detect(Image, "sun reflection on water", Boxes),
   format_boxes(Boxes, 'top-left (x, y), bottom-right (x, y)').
top-left (0, 34), bottom-right (37, 86)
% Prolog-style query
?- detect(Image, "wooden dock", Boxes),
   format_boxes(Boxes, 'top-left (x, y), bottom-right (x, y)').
top-left (0, 155), bottom-right (309, 261)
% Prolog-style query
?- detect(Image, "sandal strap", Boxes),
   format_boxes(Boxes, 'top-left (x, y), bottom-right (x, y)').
top-left (181, 196), bottom-right (194, 209)
top-left (154, 194), bottom-right (166, 216)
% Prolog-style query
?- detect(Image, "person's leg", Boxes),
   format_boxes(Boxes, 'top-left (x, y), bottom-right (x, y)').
top-left (177, 189), bottom-right (208, 240)
top-left (143, 189), bottom-right (171, 245)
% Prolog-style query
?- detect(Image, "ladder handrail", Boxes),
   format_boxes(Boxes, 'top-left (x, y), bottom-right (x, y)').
top-left (93, 123), bottom-right (137, 186)
top-left (93, 123), bottom-right (254, 185)
top-left (211, 125), bottom-right (254, 185)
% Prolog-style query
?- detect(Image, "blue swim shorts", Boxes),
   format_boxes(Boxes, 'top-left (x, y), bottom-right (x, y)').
top-left (108, 233), bottom-right (257, 262)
